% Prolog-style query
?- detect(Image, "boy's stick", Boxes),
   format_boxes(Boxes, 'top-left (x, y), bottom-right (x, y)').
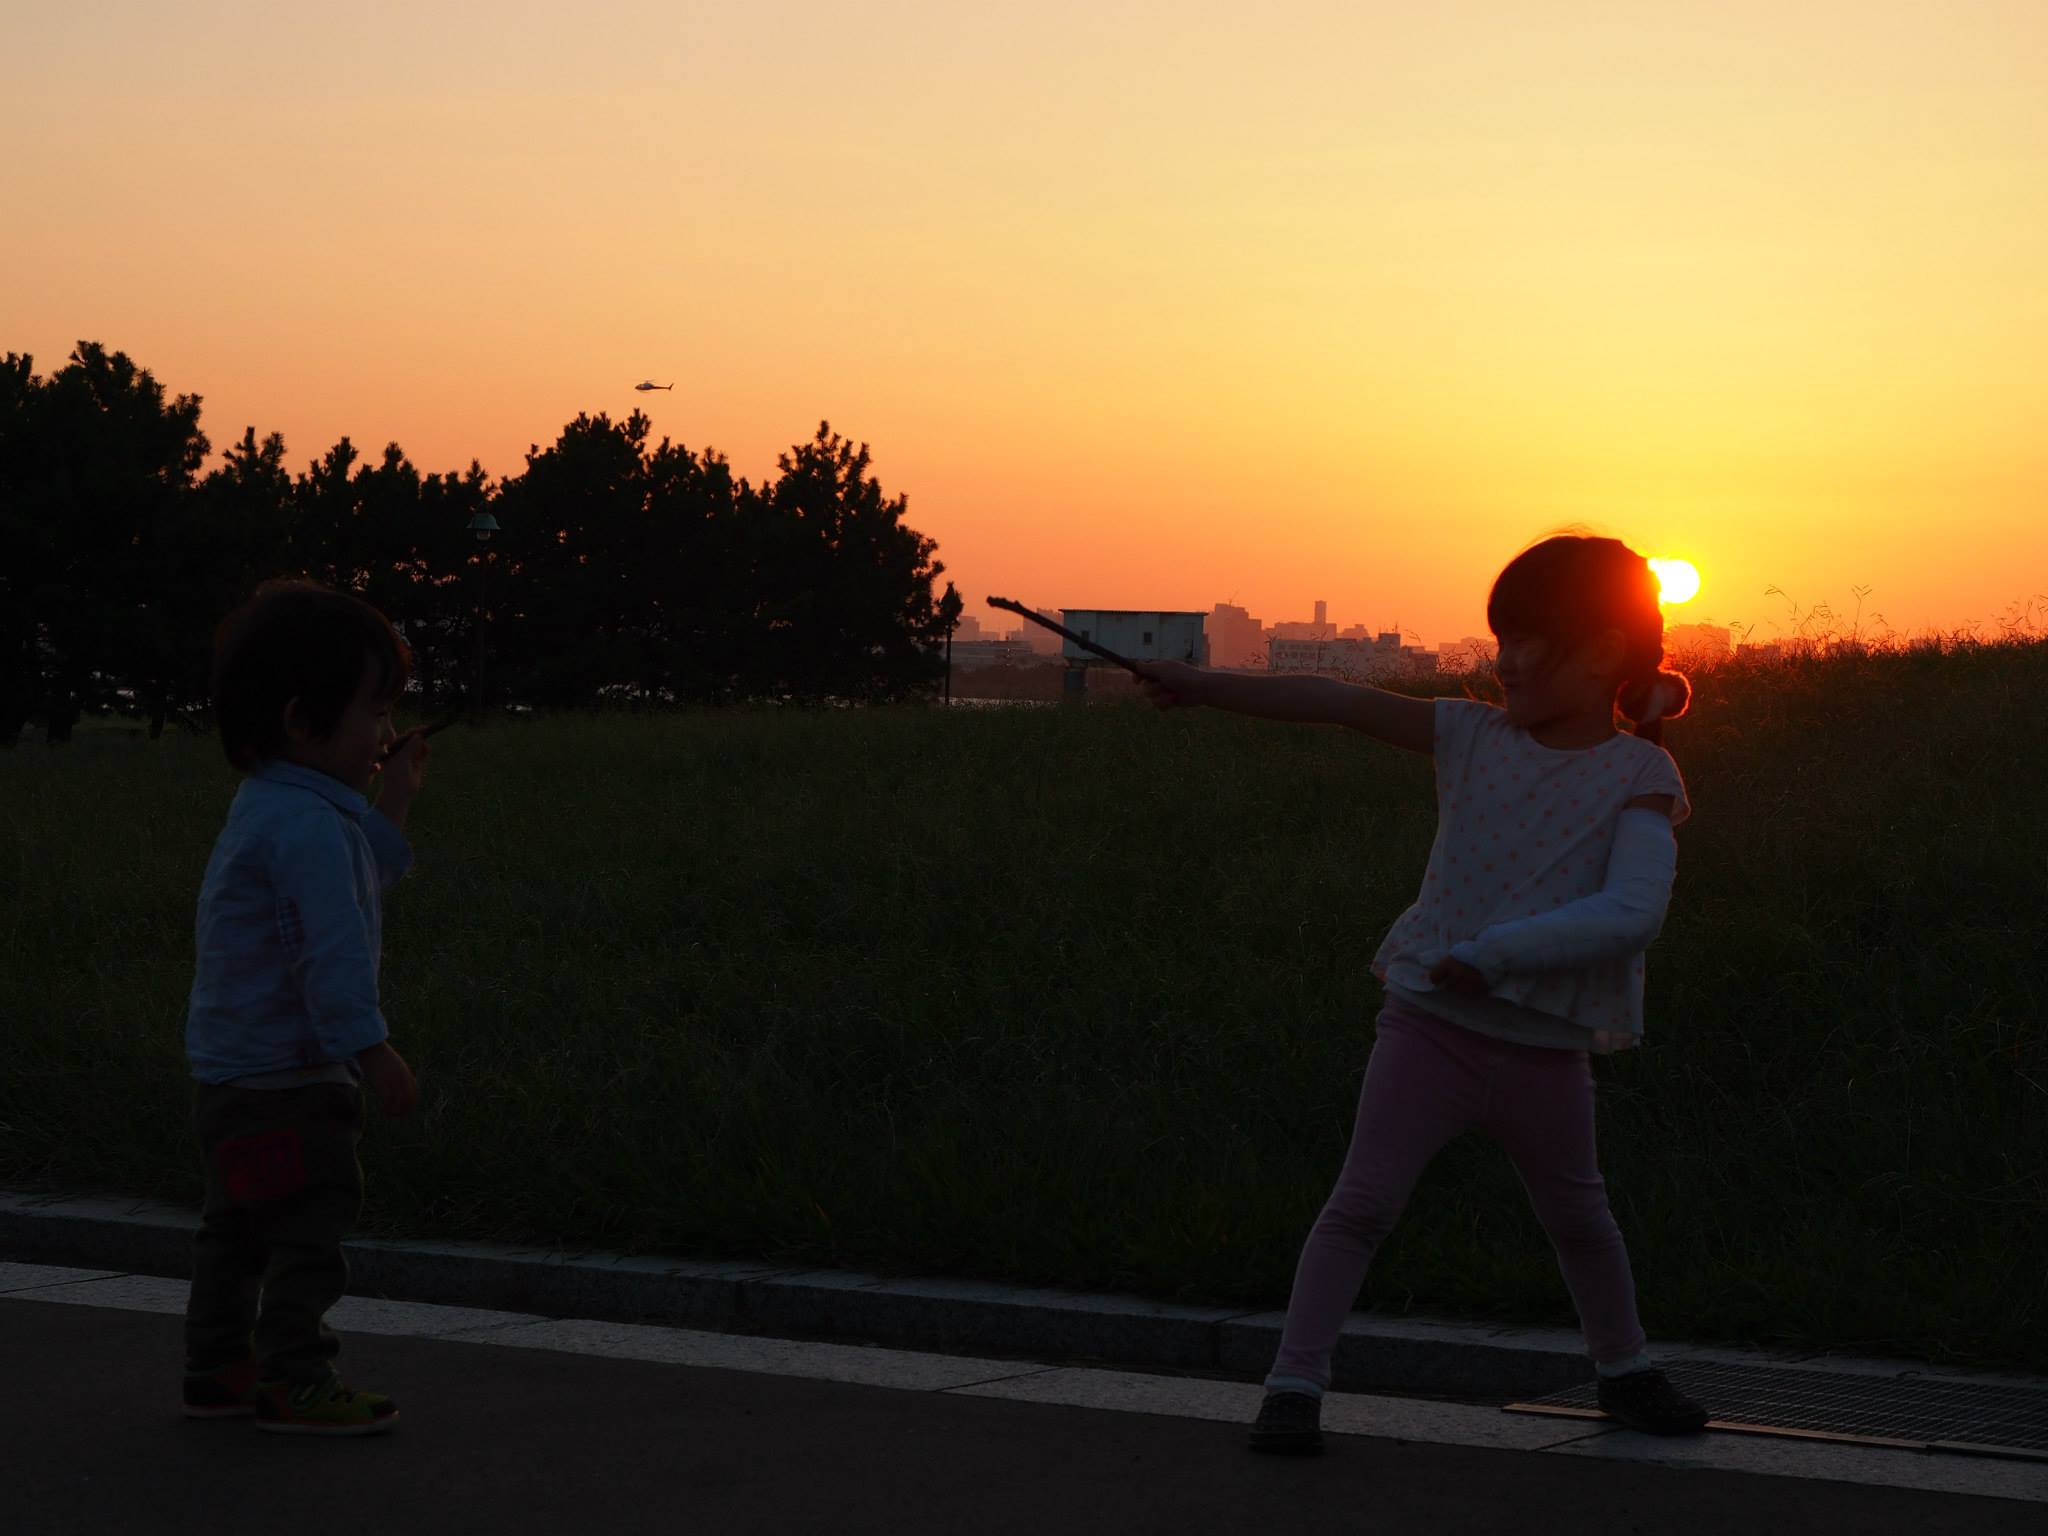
top-left (380, 715), bottom-right (460, 763)
top-left (985, 596), bottom-right (1153, 680)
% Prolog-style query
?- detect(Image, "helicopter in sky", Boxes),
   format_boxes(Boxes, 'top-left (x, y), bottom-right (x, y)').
top-left (634, 380), bottom-right (674, 392)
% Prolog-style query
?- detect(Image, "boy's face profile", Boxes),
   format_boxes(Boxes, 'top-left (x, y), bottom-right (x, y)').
top-left (281, 661), bottom-right (398, 794)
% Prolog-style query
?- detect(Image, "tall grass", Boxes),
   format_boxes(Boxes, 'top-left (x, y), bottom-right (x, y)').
top-left (4, 638), bottom-right (2046, 1369)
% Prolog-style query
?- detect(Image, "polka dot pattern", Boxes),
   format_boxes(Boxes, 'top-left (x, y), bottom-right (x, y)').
top-left (1373, 699), bottom-right (1688, 1051)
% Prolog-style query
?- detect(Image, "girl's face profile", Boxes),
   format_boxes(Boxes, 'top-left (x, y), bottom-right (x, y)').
top-left (1493, 630), bottom-right (1556, 727)
top-left (1493, 628), bottom-right (1624, 732)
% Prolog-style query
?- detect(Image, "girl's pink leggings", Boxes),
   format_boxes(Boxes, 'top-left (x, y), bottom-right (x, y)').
top-left (1266, 996), bottom-right (1648, 1394)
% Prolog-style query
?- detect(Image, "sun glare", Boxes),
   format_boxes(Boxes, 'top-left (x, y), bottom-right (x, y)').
top-left (1650, 558), bottom-right (1700, 605)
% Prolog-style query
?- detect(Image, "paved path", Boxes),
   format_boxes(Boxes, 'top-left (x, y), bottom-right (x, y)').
top-left (3, 1265), bottom-right (2042, 1535)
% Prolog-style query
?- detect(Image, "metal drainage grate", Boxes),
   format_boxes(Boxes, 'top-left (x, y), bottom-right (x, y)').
top-left (1504, 1361), bottom-right (2048, 1461)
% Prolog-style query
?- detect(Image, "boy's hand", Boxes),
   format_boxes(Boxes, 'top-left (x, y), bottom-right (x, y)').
top-left (356, 1042), bottom-right (419, 1118)
top-left (374, 731), bottom-right (430, 826)
top-left (1135, 660), bottom-right (1208, 710)
top-left (1429, 956), bottom-right (1491, 994)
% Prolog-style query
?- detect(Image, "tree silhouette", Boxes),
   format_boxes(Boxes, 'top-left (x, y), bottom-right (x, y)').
top-left (0, 344), bottom-right (208, 742)
top-left (755, 422), bottom-right (956, 703)
top-left (0, 353), bottom-right (44, 744)
top-left (141, 426), bottom-right (295, 736)
top-left (490, 411), bottom-right (662, 708)
top-left (289, 437), bottom-right (482, 707)
top-left (0, 343), bottom-right (964, 733)
top-left (635, 435), bottom-right (752, 703)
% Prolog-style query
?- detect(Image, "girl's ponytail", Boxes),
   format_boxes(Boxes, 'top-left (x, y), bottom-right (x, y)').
top-left (1619, 668), bottom-right (1691, 746)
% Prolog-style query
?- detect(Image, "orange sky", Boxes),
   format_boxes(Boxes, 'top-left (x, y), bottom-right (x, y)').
top-left (6, 1), bottom-right (2045, 646)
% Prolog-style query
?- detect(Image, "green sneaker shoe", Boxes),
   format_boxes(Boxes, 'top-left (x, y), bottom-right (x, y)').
top-left (183, 1356), bottom-right (261, 1419)
top-left (1249, 1390), bottom-right (1324, 1455)
top-left (253, 1374), bottom-right (399, 1437)
top-left (1597, 1368), bottom-right (1709, 1435)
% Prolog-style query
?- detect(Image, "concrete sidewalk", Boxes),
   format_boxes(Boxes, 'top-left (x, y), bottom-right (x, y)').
top-left (4, 1272), bottom-right (2045, 1536)
top-left (12, 1188), bottom-right (2038, 1410)
top-left (4, 1259), bottom-right (2044, 1532)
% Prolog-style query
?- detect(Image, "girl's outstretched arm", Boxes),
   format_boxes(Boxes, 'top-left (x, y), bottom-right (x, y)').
top-left (1136, 662), bottom-right (1434, 754)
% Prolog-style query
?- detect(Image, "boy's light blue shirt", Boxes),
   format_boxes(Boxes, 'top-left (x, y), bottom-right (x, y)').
top-left (185, 762), bottom-right (413, 1084)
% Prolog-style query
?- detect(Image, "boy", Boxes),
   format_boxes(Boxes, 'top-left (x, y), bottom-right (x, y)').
top-left (180, 580), bottom-right (429, 1435)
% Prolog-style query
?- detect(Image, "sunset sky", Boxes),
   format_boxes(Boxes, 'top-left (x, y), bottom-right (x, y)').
top-left (6, 1), bottom-right (2045, 645)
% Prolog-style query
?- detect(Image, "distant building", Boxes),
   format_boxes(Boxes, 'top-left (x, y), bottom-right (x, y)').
top-left (1666, 622), bottom-right (1733, 665)
top-left (1059, 610), bottom-right (1209, 665)
top-left (1206, 603), bottom-right (1270, 669)
top-left (1269, 631), bottom-right (1436, 681)
top-left (1267, 596), bottom-right (1339, 641)
top-left (959, 608), bottom-right (1062, 656)
top-left (1271, 619), bottom-right (1338, 640)
top-left (950, 638), bottom-right (1041, 670)
top-left (1017, 607), bottom-right (1065, 656)
top-left (1439, 636), bottom-right (1498, 673)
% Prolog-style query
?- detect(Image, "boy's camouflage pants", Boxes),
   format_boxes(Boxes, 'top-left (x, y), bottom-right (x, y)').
top-left (184, 1080), bottom-right (365, 1383)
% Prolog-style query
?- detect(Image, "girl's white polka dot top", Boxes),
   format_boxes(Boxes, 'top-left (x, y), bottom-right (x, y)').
top-left (1375, 698), bottom-right (1690, 1053)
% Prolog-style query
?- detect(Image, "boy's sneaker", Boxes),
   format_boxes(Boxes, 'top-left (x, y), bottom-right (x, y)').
top-left (1597, 1368), bottom-right (1709, 1435)
top-left (182, 1357), bottom-right (262, 1418)
top-left (253, 1374), bottom-right (399, 1436)
top-left (1248, 1390), bottom-right (1323, 1455)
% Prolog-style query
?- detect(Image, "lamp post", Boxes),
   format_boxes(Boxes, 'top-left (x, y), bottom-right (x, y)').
top-left (943, 581), bottom-right (956, 706)
top-left (468, 511), bottom-right (498, 712)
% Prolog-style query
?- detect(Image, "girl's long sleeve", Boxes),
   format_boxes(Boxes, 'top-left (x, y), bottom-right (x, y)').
top-left (1448, 807), bottom-right (1677, 983)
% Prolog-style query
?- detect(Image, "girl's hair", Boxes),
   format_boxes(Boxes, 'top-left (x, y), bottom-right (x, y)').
top-left (1485, 535), bottom-right (1691, 745)
top-left (212, 579), bottom-right (411, 771)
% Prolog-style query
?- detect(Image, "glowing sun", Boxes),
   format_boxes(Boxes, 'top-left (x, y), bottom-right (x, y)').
top-left (1649, 558), bottom-right (1701, 605)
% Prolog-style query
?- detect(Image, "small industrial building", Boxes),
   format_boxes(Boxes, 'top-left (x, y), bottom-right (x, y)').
top-left (1057, 610), bottom-right (1209, 666)
top-left (1054, 609), bottom-right (1209, 699)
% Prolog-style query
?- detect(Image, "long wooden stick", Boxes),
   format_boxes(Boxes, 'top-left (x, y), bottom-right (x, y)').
top-left (986, 596), bottom-right (1151, 679)
top-left (380, 715), bottom-right (460, 763)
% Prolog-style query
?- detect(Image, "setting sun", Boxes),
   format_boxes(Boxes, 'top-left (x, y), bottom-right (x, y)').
top-left (1650, 559), bottom-right (1701, 606)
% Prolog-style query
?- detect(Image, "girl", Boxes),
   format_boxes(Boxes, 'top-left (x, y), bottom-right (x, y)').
top-left (1137, 535), bottom-right (1708, 1454)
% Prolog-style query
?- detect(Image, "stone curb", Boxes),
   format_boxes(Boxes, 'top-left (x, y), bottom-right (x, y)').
top-left (7, 1188), bottom-right (2008, 1402)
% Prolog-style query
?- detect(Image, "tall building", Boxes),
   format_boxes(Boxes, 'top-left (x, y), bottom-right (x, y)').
top-left (1206, 603), bottom-right (1270, 669)
top-left (1273, 598), bottom-right (1335, 641)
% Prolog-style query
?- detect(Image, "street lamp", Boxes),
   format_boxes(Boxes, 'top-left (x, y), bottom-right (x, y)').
top-left (468, 512), bottom-right (499, 712)
top-left (943, 581), bottom-right (956, 706)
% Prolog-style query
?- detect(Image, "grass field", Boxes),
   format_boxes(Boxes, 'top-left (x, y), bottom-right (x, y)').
top-left (4, 641), bottom-right (2046, 1370)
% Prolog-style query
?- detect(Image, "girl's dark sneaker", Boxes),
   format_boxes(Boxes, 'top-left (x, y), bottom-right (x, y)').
top-left (253, 1374), bottom-right (399, 1436)
top-left (182, 1356), bottom-right (261, 1418)
top-left (1597, 1368), bottom-right (1708, 1435)
top-left (1248, 1390), bottom-right (1323, 1454)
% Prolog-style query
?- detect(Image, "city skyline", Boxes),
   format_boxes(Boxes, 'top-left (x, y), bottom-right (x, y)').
top-left (954, 597), bottom-right (1740, 672)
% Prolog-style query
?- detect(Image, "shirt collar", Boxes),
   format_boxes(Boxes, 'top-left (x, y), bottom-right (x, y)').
top-left (253, 760), bottom-right (369, 816)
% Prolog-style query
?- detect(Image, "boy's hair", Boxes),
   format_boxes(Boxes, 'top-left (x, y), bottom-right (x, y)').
top-left (212, 580), bottom-right (411, 771)
top-left (1486, 535), bottom-right (1692, 745)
